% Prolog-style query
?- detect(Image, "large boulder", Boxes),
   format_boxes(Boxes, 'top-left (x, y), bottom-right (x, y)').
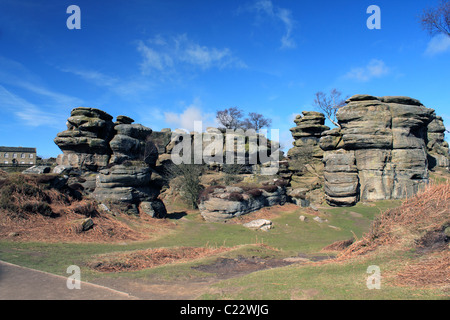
top-left (427, 112), bottom-right (450, 169)
top-left (286, 111), bottom-right (329, 205)
top-left (54, 108), bottom-right (167, 218)
top-left (199, 184), bottom-right (286, 222)
top-left (54, 107), bottom-right (115, 170)
top-left (318, 95), bottom-right (444, 206)
top-left (109, 123), bottom-right (154, 165)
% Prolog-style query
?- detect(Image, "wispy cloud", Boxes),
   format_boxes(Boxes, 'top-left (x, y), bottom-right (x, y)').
top-left (137, 34), bottom-right (246, 76)
top-left (425, 34), bottom-right (450, 56)
top-left (60, 66), bottom-right (157, 101)
top-left (61, 68), bottom-right (119, 88)
top-left (241, 0), bottom-right (297, 49)
top-left (0, 85), bottom-right (63, 127)
top-left (0, 56), bottom-right (82, 127)
top-left (344, 59), bottom-right (390, 82)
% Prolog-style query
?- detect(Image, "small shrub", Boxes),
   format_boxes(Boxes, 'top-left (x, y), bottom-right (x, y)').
top-left (227, 192), bottom-right (244, 201)
top-left (246, 189), bottom-right (263, 198)
top-left (260, 184), bottom-right (278, 193)
top-left (165, 163), bottom-right (205, 209)
top-left (71, 201), bottom-right (99, 218)
top-left (274, 179), bottom-right (288, 187)
top-left (198, 185), bottom-right (225, 202)
top-left (36, 174), bottom-right (58, 185)
top-left (21, 201), bottom-right (54, 217)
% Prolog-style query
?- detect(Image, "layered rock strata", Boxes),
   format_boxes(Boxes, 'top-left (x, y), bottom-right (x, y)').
top-left (427, 112), bottom-right (450, 169)
top-left (54, 107), bottom-right (166, 217)
top-left (320, 95), bottom-right (449, 206)
top-left (54, 107), bottom-right (114, 171)
top-left (199, 184), bottom-right (287, 222)
top-left (286, 111), bottom-right (329, 205)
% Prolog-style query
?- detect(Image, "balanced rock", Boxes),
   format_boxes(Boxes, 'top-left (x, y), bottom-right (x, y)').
top-left (54, 107), bottom-right (115, 170)
top-left (287, 111), bottom-right (329, 205)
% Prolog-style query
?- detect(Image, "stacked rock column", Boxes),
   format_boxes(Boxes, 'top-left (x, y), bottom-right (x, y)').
top-left (286, 111), bottom-right (329, 205)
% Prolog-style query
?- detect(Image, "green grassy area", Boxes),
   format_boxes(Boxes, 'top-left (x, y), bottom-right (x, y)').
top-left (199, 249), bottom-right (448, 300)
top-left (1, 198), bottom-right (446, 299)
top-left (0, 200), bottom-right (399, 277)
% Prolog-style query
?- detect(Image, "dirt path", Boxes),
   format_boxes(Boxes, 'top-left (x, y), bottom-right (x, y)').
top-left (1, 254), bottom-right (334, 300)
top-left (0, 260), bottom-right (138, 300)
top-left (92, 255), bottom-right (334, 300)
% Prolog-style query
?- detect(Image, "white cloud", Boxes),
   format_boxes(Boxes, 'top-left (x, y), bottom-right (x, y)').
top-left (137, 34), bottom-right (246, 75)
top-left (344, 59), bottom-right (390, 82)
top-left (137, 40), bottom-right (174, 73)
top-left (0, 85), bottom-right (63, 127)
top-left (244, 0), bottom-right (296, 49)
top-left (164, 98), bottom-right (217, 132)
top-left (425, 34), bottom-right (450, 56)
top-left (61, 68), bottom-right (119, 87)
top-left (0, 57), bottom-right (82, 127)
top-left (0, 56), bottom-right (83, 107)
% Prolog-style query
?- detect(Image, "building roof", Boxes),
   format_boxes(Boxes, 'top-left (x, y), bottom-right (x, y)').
top-left (0, 146), bottom-right (36, 153)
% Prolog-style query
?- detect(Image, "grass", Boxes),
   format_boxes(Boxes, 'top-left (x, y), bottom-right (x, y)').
top-left (0, 182), bottom-right (447, 300)
top-left (0, 199), bottom-right (401, 280)
top-left (200, 249), bottom-right (448, 300)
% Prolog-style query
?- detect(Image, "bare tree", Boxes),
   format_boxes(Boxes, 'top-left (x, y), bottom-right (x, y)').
top-left (420, 0), bottom-right (450, 37)
top-left (312, 89), bottom-right (347, 128)
top-left (216, 107), bottom-right (243, 130)
top-left (242, 112), bottom-right (272, 131)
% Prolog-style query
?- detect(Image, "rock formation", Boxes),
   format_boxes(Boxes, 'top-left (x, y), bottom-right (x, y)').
top-left (286, 111), bottom-right (329, 206)
top-left (318, 95), bottom-right (449, 206)
top-left (54, 107), bottom-right (114, 171)
top-left (198, 183), bottom-right (287, 222)
top-left (54, 107), bottom-right (166, 217)
top-left (427, 112), bottom-right (450, 169)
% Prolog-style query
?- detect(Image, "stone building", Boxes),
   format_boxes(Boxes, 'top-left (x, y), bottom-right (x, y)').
top-left (0, 146), bottom-right (37, 166)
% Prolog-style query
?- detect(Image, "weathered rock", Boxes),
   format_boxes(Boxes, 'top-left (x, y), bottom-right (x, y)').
top-left (139, 199), bottom-right (167, 218)
top-left (115, 115), bottom-right (134, 125)
top-left (286, 111), bottom-right (329, 205)
top-left (22, 165), bottom-right (51, 174)
top-left (109, 123), bottom-right (153, 165)
top-left (318, 95), bottom-right (446, 206)
top-left (81, 218), bottom-right (94, 231)
top-left (52, 165), bottom-right (73, 175)
top-left (243, 219), bottom-right (273, 231)
top-left (427, 112), bottom-right (450, 169)
top-left (54, 107), bottom-right (167, 218)
top-left (322, 149), bottom-right (359, 206)
top-left (54, 107), bottom-right (115, 170)
top-left (199, 184), bottom-right (286, 222)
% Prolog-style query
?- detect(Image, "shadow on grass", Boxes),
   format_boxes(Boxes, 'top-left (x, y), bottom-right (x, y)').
top-left (165, 211), bottom-right (187, 220)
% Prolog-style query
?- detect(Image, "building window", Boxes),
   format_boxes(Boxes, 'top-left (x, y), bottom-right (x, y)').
top-left (29, 154), bottom-right (34, 158)
top-left (21, 153), bottom-right (25, 158)
top-left (4, 153), bottom-right (9, 158)
top-left (13, 153), bottom-right (17, 158)
top-left (20, 161), bottom-right (25, 164)
top-left (4, 161), bottom-right (8, 164)
top-left (29, 162), bottom-right (33, 164)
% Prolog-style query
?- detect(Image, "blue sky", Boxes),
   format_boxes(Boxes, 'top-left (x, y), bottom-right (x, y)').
top-left (0, 0), bottom-right (449, 157)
